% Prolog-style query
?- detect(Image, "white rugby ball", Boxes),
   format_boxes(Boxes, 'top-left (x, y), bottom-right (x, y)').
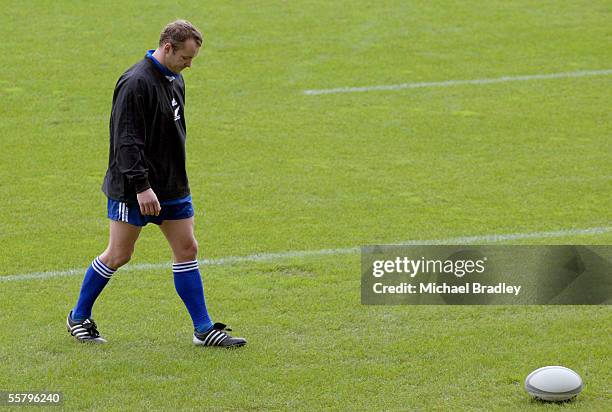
top-left (525, 366), bottom-right (583, 401)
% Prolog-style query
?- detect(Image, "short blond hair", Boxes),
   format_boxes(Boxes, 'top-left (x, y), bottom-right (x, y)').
top-left (159, 20), bottom-right (203, 50)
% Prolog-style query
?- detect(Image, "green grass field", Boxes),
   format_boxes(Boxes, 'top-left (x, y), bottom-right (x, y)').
top-left (1, 1), bottom-right (611, 410)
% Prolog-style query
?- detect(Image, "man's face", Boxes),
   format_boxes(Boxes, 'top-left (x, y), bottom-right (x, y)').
top-left (164, 38), bottom-right (200, 73)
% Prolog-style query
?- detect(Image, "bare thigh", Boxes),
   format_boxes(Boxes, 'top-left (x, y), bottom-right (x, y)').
top-left (159, 217), bottom-right (198, 263)
top-left (99, 220), bottom-right (142, 269)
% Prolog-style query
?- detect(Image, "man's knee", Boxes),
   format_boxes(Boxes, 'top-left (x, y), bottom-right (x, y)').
top-left (176, 239), bottom-right (198, 261)
top-left (100, 248), bottom-right (134, 269)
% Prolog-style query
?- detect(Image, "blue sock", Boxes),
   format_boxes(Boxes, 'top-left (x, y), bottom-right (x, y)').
top-left (72, 257), bottom-right (116, 320)
top-left (173, 260), bottom-right (213, 333)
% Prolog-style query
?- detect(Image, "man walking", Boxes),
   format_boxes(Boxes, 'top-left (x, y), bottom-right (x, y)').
top-left (67, 20), bottom-right (246, 348)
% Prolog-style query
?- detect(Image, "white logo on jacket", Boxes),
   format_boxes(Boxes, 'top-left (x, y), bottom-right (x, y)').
top-left (171, 98), bottom-right (180, 121)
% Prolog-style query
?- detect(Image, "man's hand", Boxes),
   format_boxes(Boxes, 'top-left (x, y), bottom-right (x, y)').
top-left (137, 188), bottom-right (161, 216)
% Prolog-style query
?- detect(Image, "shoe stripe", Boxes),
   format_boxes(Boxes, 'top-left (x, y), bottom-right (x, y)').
top-left (193, 329), bottom-right (239, 347)
top-left (212, 334), bottom-right (227, 346)
top-left (205, 330), bottom-right (226, 346)
top-left (68, 313), bottom-right (105, 341)
top-left (200, 332), bottom-right (211, 345)
top-left (202, 330), bottom-right (219, 346)
top-left (209, 333), bottom-right (222, 346)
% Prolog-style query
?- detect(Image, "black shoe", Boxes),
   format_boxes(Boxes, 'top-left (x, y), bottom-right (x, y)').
top-left (66, 311), bottom-right (107, 344)
top-left (193, 323), bottom-right (247, 348)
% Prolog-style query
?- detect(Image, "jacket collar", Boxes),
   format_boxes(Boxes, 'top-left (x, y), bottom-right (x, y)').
top-left (145, 50), bottom-right (177, 82)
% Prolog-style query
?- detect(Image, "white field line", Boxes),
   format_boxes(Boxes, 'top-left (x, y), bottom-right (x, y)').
top-left (302, 69), bottom-right (612, 95)
top-left (1, 226), bottom-right (610, 283)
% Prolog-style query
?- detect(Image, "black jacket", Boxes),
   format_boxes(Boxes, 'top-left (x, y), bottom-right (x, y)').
top-left (102, 56), bottom-right (190, 202)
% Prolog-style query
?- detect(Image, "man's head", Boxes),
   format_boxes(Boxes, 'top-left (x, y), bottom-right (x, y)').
top-left (157, 20), bottom-right (203, 73)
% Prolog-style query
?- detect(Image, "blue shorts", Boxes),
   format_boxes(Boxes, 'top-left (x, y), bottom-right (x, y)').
top-left (107, 195), bottom-right (195, 227)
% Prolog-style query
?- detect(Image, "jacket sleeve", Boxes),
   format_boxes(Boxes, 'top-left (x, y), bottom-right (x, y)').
top-left (111, 78), bottom-right (151, 193)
